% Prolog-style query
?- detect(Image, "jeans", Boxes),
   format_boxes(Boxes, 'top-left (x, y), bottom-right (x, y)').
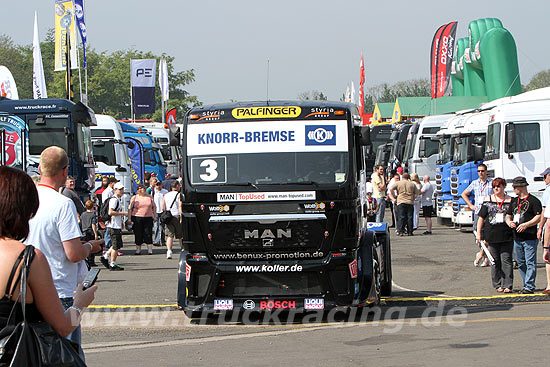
top-left (60, 297), bottom-right (85, 361)
top-left (398, 203), bottom-right (414, 235)
top-left (104, 227), bottom-right (111, 249)
top-left (375, 197), bottom-right (386, 223)
top-left (153, 217), bottom-right (166, 245)
top-left (513, 239), bottom-right (538, 291)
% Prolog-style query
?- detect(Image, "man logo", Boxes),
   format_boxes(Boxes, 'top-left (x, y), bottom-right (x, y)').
top-left (305, 125), bottom-right (336, 146)
top-left (242, 300), bottom-right (255, 310)
top-left (244, 229), bottom-right (291, 239)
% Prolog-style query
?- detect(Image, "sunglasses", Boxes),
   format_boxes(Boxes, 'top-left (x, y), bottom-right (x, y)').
top-left (478, 170), bottom-right (486, 173)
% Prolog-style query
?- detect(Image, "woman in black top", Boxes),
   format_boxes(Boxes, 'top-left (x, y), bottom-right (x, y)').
top-left (0, 166), bottom-right (97, 336)
top-left (476, 178), bottom-right (514, 293)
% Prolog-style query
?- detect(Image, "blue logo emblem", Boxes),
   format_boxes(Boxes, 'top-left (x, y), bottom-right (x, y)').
top-left (305, 125), bottom-right (336, 146)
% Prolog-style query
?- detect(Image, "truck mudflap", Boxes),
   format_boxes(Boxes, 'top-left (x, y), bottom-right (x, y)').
top-left (178, 234), bottom-right (384, 313)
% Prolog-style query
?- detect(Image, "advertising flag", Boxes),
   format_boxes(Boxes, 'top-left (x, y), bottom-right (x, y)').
top-left (54, 0), bottom-right (79, 71)
top-left (125, 137), bottom-right (144, 193)
top-left (430, 21), bottom-right (457, 99)
top-left (32, 12), bottom-right (47, 99)
top-left (436, 21), bottom-right (457, 98)
top-left (359, 53), bottom-right (365, 115)
top-left (350, 81), bottom-right (356, 105)
top-left (0, 66), bottom-right (19, 100)
top-left (131, 59), bottom-right (157, 115)
top-left (166, 107), bottom-right (176, 127)
top-left (159, 59), bottom-right (169, 102)
top-left (73, 0), bottom-right (87, 67)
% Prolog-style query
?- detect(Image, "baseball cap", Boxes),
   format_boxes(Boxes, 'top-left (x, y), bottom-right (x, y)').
top-left (511, 176), bottom-right (528, 187)
top-left (396, 167), bottom-right (403, 174)
top-left (114, 182), bottom-right (124, 190)
top-left (540, 167), bottom-right (550, 177)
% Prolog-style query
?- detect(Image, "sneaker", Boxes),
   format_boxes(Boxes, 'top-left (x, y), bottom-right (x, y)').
top-left (520, 288), bottom-right (534, 294)
top-left (422, 231), bottom-right (432, 235)
top-left (100, 255), bottom-right (110, 269)
top-left (110, 264), bottom-right (124, 271)
top-left (166, 250), bottom-right (173, 259)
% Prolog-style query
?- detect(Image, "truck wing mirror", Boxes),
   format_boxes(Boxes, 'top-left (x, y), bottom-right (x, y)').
top-left (506, 123), bottom-right (515, 150)
top-left (419, 139), bottom-right (426, 157)
top-left (359, 126), bottom-right (370, 146)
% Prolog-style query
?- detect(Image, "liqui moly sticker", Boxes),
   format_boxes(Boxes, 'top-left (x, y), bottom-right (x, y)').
top-left (304, 298), bottom-right (324, 310)
top-left (349, 259), bottom-right (358, 279)
top-left (214, 299), bottom-right (233, 311)
top-left (185, 262), bottom-right (191, 282)
top-left (217, 191), bottom-right (315, 202)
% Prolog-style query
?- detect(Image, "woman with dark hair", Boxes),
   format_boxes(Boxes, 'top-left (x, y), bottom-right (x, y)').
top-left (128, 184), bottom-right (156, 255)
top-left (0, 166), bottom-right (97, 337)
top-left (476, 177), bottom-right (514, 293)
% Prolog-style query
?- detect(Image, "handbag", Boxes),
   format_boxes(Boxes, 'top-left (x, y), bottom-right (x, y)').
top-left (160, 194), bottom-right (178, 225)
top-left (0, 245), bottom-right (86, 367)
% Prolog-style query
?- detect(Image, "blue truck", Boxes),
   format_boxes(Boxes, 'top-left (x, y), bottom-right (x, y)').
top-left (0, 98), bottom-right (96, 198)
top-left (118, 121), bottom-right (167, 181)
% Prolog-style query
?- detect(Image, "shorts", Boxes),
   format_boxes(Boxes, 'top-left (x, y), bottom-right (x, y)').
top-left (108, 228), bottom-right (123, 250)
top-left (165, 216), bottom-right (183, 239)
top-left (132, 216), bottom-right (153, 245)
top-left (422, 205), bottom-right (434, 217)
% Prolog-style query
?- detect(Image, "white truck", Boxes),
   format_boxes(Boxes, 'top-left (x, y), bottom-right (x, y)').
top-left (484, 97), bottom-right (550, 198)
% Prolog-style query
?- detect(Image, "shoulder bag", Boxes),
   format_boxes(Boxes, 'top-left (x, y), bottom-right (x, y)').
top-left (159, 193), bottom-right (178, 225)
top-left (0, 245), bottom-right (86, 367)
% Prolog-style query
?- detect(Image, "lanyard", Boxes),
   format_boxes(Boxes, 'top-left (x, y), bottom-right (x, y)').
top-left (517, 194), bottom-right (530, 211)
top-left (495, 195), bottom-right (505, 211)
top-left (38, 183), bottom-right (56, 191)
top-left (480, 180), bottom-right (488, 195)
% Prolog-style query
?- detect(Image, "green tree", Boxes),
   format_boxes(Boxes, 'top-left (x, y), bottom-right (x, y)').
top-left (525, 69), bottom-right (550, 91)
top-left (297, 90), bottom-right (328, 101)
top-left (0, 32), bottom-right (199, 121)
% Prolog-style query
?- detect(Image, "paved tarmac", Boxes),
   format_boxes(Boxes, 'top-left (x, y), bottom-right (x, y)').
top-left (82, 215), bottom-right (550, 366)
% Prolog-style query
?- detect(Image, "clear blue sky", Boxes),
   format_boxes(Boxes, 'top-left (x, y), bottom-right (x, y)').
top-left (1, 0), bottom-right (549, 105)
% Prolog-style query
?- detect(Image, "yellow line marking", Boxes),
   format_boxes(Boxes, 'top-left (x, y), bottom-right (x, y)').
top-left (87, 294), bottom-right (550, 309)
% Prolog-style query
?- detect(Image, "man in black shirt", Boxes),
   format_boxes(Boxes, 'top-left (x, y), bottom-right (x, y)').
top-left (505, 176), bottom-right (542, 294)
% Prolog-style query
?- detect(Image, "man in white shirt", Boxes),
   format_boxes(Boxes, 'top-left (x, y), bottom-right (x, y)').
top-left (152, 180), bottom-right (168, 246)
top-left (371, 165), bottom-right (387, 222)
top-left (420, 175), bottom-right (434, 235)
top-left (100, 182), bottom-right (128, 271)
top-left (26, 146), bottom-right (103, 350)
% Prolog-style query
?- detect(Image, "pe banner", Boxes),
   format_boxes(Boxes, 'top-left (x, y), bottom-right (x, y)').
top-left (430, 21), bottom-right (457, 99)
top-left (74, 0), bottom-right (87, 67)
top-left (125, 137), bottom-right (144, 193)
top-left (54, 0), bottom-right (79, 71)
top-left (131, 59), bottom-right (157, 115)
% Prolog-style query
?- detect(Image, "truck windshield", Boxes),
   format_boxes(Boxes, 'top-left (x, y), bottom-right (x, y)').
top-left (160, 145), bottom-right (172, 161)
top-left (27, 117), bottom-right (68, 155)
top-left (438, 137), bottom-right (453, 164)
top-left (186, 118), bottom-right (350, 187)
top-left (453, 136), bottom-right (469, 165)
top-left (485, 124), bottom-right (500, 160)
top-left (93, 141), bottom-right (117, 166)
top-left (188, 151), bottom-right (348, 186)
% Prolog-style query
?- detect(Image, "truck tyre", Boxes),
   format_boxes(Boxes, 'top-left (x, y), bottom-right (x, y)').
top-left (380, 227), bottom-right (393, 296)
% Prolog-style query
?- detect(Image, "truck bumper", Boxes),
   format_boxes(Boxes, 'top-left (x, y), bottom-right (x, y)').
top-left (179, 250), bottom-right (376, 313)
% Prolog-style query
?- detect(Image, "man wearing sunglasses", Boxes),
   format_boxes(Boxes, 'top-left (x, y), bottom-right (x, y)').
top-left (461, 163), bottom-right (494, 234)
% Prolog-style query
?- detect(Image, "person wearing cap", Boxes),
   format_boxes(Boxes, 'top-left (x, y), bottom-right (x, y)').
top-left (100, 182), bottom-right (129, 271)
top-left (505, 176), bottom-right (542, 294)
top-left (538, 167), bottom-right (550, 295)
top-left (396, 166), bottom-right (404, 178)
